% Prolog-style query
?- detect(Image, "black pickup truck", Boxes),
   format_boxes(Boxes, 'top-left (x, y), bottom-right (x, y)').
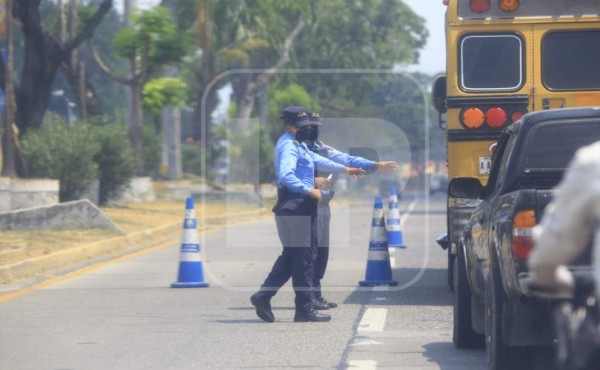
top-left (448, 107), bottom-right (600, 370)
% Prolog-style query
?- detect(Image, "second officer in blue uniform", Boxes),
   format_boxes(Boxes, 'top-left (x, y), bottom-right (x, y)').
top-left (307, 112), bottom-right (399, 309)
top-left (250, 106), bottom-right (365, 323)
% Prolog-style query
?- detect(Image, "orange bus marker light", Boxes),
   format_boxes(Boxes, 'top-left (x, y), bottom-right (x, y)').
top-left (499, 0), bottom-right (519, 12)
top-left (462, 108), bottom-right (485, 129)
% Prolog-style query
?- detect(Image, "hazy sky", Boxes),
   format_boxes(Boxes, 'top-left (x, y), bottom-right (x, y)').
top-left (113, 0), bottom-right (446, 75)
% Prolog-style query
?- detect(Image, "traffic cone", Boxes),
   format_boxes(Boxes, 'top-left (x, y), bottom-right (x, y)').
top-left (359, 196), bottom-right (398, 287)
top-left (386, 187), bottom-right (406, 248)
top-left (171, 197), bottom-right (209, 288)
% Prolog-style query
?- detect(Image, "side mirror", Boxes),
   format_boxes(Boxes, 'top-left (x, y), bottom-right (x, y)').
top-left (431, 75), bottom-right (447, 114)
top-left (448, 177), bottom-right (484, 199)
top-left (431, 75), bottom-right (447, 129)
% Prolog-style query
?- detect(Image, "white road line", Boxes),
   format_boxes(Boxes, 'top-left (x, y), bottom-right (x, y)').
top-left (347, 360), bottom-right (377, 369)
top-left (400, 198), bottom-right (418, 226)
top-left (358, 308), bottom-right (388, 332)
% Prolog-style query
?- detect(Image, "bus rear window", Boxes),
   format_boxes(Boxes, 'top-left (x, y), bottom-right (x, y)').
top-left (542, 30), bottom-right (600, 91)
top-left (459, 34), bottom-right (523, 92)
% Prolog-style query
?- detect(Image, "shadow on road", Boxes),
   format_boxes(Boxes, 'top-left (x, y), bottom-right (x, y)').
top-left (422, 342), bottom-right (486, 370)
top-left (344, 268), bottom-right (452, 306)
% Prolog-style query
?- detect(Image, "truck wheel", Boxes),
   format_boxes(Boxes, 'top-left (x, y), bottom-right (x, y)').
top-left (485, 263), bottom-right (533, 370)
top-left (453, 246), bottom-right (485, 348)
top-left (448, 248), bottom-right (455, 292)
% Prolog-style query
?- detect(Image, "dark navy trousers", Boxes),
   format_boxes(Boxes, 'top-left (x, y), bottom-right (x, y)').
top-left (261, 194), bottom-right (318, 313)
top-left (312, 204), bottom-right (331, 299)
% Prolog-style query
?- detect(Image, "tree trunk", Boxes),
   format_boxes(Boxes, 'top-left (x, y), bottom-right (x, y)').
top-left (13, 0), bottom-right (113, 133)
top-left (129, 79), bottom-right (144, 175)
top-left (234, 89), bottom-right (255, 133)
top-left (162, 106), bottom-right (182, 179)
top-left (2, 0), bottom-right (17, 178)
top-left (60, 60), bottom-right (102, 118)
top-left (232, 19), bottom-right (304, 133)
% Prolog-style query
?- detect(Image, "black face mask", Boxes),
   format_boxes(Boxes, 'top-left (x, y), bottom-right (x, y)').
top-left (295, 125), bottom-right (320, 142)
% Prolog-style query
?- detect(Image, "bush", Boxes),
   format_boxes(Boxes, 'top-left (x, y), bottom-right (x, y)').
top-left (94, 124), bottom-right (136, 205)
top-left (142, 125), bottom-right (162, 177)
top-left (21, 114), bottom-right (100, 201)
top-left (181, 142), bottom-right (203, 176)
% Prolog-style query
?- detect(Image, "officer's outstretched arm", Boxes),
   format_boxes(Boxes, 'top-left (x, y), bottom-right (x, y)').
top-left (344, 167), bottom-right (366, 178)
top-left (374, 161), bottom-right (399, 172)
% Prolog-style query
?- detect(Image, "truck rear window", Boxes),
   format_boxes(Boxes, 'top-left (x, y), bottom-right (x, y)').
top-left (459, 34), bottom-right (523, 92)
top-left (523, 121), bottom-right (600, 171)
top-left (542, 30), bottom-right (600, 91)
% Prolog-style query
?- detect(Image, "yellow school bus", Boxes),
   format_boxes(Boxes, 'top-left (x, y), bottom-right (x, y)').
top-left (431, 0), bottom-right (600, 287)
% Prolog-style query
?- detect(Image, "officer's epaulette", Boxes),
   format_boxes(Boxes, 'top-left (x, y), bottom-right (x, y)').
top-left (292, 140), bottom-right (301, 145)
top-left (318, 141), bottom-right (336, 151)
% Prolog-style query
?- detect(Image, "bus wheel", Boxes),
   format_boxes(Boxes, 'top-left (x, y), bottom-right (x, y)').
top-left (453, 244), bottom-right (485, 348)
top-left (485, 263), bottom-right (532, 370)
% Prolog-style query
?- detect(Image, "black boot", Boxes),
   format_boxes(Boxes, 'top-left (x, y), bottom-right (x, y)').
top-left (316, 296), bottom-right (337, 308)
top-left (294, 309), bottom-right (331, 322)
top-left (251, 292), bottom-right (274, 323)
top-left (312, 298), bottom-right (330, 310)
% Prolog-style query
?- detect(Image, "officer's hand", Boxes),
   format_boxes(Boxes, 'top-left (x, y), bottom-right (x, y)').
top-left (344, 167), bottom-right (366, 178)
top-left (308, 188), bottom-right (322, 201)
top-left (375, 161), bottom-right (399, 173)
top-left (315, 177), bottom-right (332, 190)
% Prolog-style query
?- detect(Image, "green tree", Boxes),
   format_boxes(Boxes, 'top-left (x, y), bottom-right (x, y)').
top-left (142, 78), bottom-right (188, 116)
top-left (294, 0), bottom-right (428, 112)
top-left (89, 6), bottom-right (191, 175)
top-left (5, 0), bottom-right (113, 136)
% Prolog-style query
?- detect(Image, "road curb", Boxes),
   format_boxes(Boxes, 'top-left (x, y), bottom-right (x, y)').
top-left (0, 208), bottom-right (270, 285)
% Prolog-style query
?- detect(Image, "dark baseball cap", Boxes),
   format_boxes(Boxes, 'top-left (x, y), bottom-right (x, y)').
top-left (282, 106), bottom-right (313, 128)
top-left (308, 112), bottom-right (321, 123)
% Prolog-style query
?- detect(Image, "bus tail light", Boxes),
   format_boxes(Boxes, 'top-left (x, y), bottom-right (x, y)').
top-left (485, 107), bottom-right (507, 128)
top-left (461, 108), bottom-right (485, 128)
top-left (511, 110), bottom-right (525, 122)
top-left (499, 0), bottom-right (519, 12)
top-left (513, 210), bottom-right (536, 260)
top-left (470, 0), bottom-right (491, 13)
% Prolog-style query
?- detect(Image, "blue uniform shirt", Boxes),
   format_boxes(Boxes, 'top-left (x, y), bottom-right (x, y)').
top-left (275, 133), bottom-right (346, 194)
top-left (310, 141), bottom-right (376, 170)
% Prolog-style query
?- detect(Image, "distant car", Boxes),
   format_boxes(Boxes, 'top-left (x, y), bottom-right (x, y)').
top-left (448, 107), bottom-right (600, 370)
top-left (429, 173), bottom-right (448, 194)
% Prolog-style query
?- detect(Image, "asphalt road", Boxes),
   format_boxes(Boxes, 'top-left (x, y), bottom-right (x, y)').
top-left (0, 192), bottom-right (486, 370)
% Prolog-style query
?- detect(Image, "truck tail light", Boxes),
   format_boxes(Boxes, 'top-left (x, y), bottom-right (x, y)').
top-left (513, 210), bottom-right (536, 260)
top-left (470, 0), bottom-right (491, 13)
top-left (499, 0), bottom-right (519, 12)
top-left (485, 107), bottom-right (507, 128)
top-left (461, 108), bottom-right (485, 128)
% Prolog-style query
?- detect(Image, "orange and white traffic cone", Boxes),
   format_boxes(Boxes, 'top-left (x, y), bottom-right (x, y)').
top-left (359, 196), bottom-right (398, 287)
top-left (171, 197), bottom-right (209, 288)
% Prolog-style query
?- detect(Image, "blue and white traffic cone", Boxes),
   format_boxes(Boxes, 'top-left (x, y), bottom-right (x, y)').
top-left (171, 197), bottom-right (209, 288)
top-left (386, 187), bottom-right (406, 248)
top-left (359, 196), bottom-right (398, 287)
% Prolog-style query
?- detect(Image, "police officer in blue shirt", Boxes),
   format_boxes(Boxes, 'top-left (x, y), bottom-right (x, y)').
top-left (307, 112), bottom-right (399, 310)
top-left (250, 106), bottom-right (365, 323)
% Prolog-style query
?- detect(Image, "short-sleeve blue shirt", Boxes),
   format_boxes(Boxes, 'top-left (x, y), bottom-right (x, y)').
top-left (275, 133), bottom-right (346, 194)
